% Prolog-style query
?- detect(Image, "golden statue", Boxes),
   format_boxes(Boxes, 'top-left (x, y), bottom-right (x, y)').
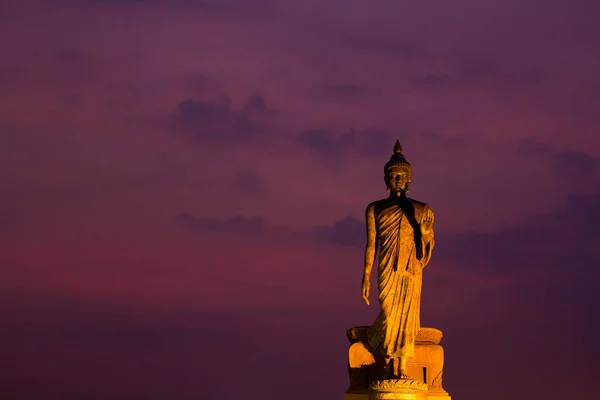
top-left (361, 140), bottom-right (435, 380)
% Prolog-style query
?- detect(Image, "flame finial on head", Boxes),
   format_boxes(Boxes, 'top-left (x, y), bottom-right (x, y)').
top-left (394, 139), bottom-right (403, 154)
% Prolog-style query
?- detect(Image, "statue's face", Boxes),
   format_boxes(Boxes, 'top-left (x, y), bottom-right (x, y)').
top-left (386, 167), bottom-right (410, 192)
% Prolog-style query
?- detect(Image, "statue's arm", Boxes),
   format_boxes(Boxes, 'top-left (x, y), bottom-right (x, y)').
top-left (361, 203), bottom-right (377, 306)
top-left (419, 204), bottom-right (435, 267)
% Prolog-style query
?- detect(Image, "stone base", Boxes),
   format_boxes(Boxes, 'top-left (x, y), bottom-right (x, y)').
top-left (344, 392), bottom-right (370, 400)
top-left (345, 393), bottom-right (450, 400)
top-left (345, 380), bottom-right (449, 400)
top-left (368, 379), bottom-right (428, 400)
top-left (345, 390), bottom-right (449, 400)
top-left (425, 390), bottom-right (451, 400)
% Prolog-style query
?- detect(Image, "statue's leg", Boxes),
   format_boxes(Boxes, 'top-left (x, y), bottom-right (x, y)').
top-left (382, 357), bottom-right (391, 378)
top-left (399, 357), bottom-right (411, 379)
top-left (383, 357), bottom-right (399, 379)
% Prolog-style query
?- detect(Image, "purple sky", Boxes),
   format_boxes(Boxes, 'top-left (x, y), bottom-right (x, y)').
top-left (1, 1), bottom-right (599, 399)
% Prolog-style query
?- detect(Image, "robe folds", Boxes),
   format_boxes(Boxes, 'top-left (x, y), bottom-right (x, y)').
top-left (367, 198), bottom-right (434, 359)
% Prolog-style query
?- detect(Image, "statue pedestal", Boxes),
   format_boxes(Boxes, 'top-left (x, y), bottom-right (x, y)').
top-left (344, 390), bottom-right (450, 400)
top-left (423, 389), bottom-right (451, 400)
top-left (344, 327), bottom-right (451, 400)
top-left (368, 379), bottom-right (428, 400)
top-left (343, 392), bottom-right (370, 400)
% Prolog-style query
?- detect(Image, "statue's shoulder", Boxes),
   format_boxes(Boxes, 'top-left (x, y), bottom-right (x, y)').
top-left (366, 198), bottom-right (393, 216)
top-left (368, 198), bottom-right (393, 213)
top-left (406, 197), bottom-right (431, 212)
top-left (371, 198), bottom-right (390, 206)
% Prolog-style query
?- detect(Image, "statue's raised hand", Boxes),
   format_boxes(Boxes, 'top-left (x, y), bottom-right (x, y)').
top-left (420, 208), bottom-right (434, 237)
top-left (361, 278), bottom-right (370, 306)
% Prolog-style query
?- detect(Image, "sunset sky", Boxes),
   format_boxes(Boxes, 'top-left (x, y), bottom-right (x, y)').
top-left (1, 1), bottom-right (599, 399)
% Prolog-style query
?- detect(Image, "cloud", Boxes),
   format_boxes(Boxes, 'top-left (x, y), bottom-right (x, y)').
top-left (167, 193), bottom-right (600, 400)
top-left (64, 0), bottom-right (277, 14)
top-left (173, 213), bottom-right (270, 236)
top-left (174, 181), bottom-right (600, 286)
top-left (311, 216), bottom-right (364, 247)
top-left (516, 137), bottom-right (549, 158)
top-left (554, 187), bottom-right (600, 240)
top-left (71, 0), bottom-right (222, 12)
top-left (516, 138), bottom-right (600, 183)
top-left (436, 186), bottom-right (600, 285)
top-left (294, 127), bottom-right (471, 164)
top-left (172, 211), bottom-right (367, 248)
top-left (170, 94), bottom-right (274, 142)
top-left (296, 129), bottom-right (343, 155)
top-left (242, 94), bottom-right (272, 125)
top-left (411, 57), bottom-right (544, 87)
top-left (550, 150), bottom-right (600, 179)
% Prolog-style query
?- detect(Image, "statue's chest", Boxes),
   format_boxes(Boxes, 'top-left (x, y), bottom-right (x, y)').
top-left (375, 204), bottom-right (417, 239)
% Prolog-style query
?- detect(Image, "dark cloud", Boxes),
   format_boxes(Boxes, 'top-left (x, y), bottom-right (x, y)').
top-left (176, 96), bottom-right (230, 128)
top-left (516, 139), bottom-right (600, 181)
top-left (457, 56), bottom-right (544, 84)
top-left (296, 129), bottom-right (343, 155)
top-left (173, 212), bottom-right (269, 236)
top-left (311, 216), bottom-right (364, 247)
top-left (516, 137), bottom-right (549, 158)
top-left (436, 186), bottom-right (600, 284)
top-left (555, 187), bottom-right (600, 240)
top-left (295, 128), bottom-right (469, 161)
top-left (77, 0), bottom-right (222, 12)
top-left (411, 58), bottom-right (543, 87)
top-left (431, 186), bottom-right (600, 390)
top-left (172, 211), bottom-right (367, 248)
top-left (168, 189), bottom-right (600, 399)
top-left (242, 94), bottom-right (272, 125)
top-left (66, 0), bottom-right (276, 14)
top-left (550, 150), bottom-right (600, 179)
top-left (177, 182), bottom-right (600, 284)
top-left (171, 94), bottom-right (273, 141)
top-left (303, 192), bottom-right (599, 397)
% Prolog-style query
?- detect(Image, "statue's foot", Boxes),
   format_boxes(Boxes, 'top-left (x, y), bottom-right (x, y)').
top-left (382, 369), bottom-right (399, 380)
top-left (381, 372), bottom-right (411, 380)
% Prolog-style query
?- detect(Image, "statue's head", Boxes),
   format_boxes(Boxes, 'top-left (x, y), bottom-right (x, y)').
top-left (384, 140), bottom-right (412, 193)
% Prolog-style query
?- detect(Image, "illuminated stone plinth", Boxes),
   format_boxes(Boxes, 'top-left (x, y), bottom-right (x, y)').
top-left (343, 389), bottom-right (450, 400)
top-left (425, 389), bottom-right (451, 400)
top-left (344, 327), bottom-right (451, 400)
top-left (369, 379), bottom-right (428, 400)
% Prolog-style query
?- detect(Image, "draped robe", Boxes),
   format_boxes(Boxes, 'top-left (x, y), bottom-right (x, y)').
top-left (367, 198), bottom-right (434, 359)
